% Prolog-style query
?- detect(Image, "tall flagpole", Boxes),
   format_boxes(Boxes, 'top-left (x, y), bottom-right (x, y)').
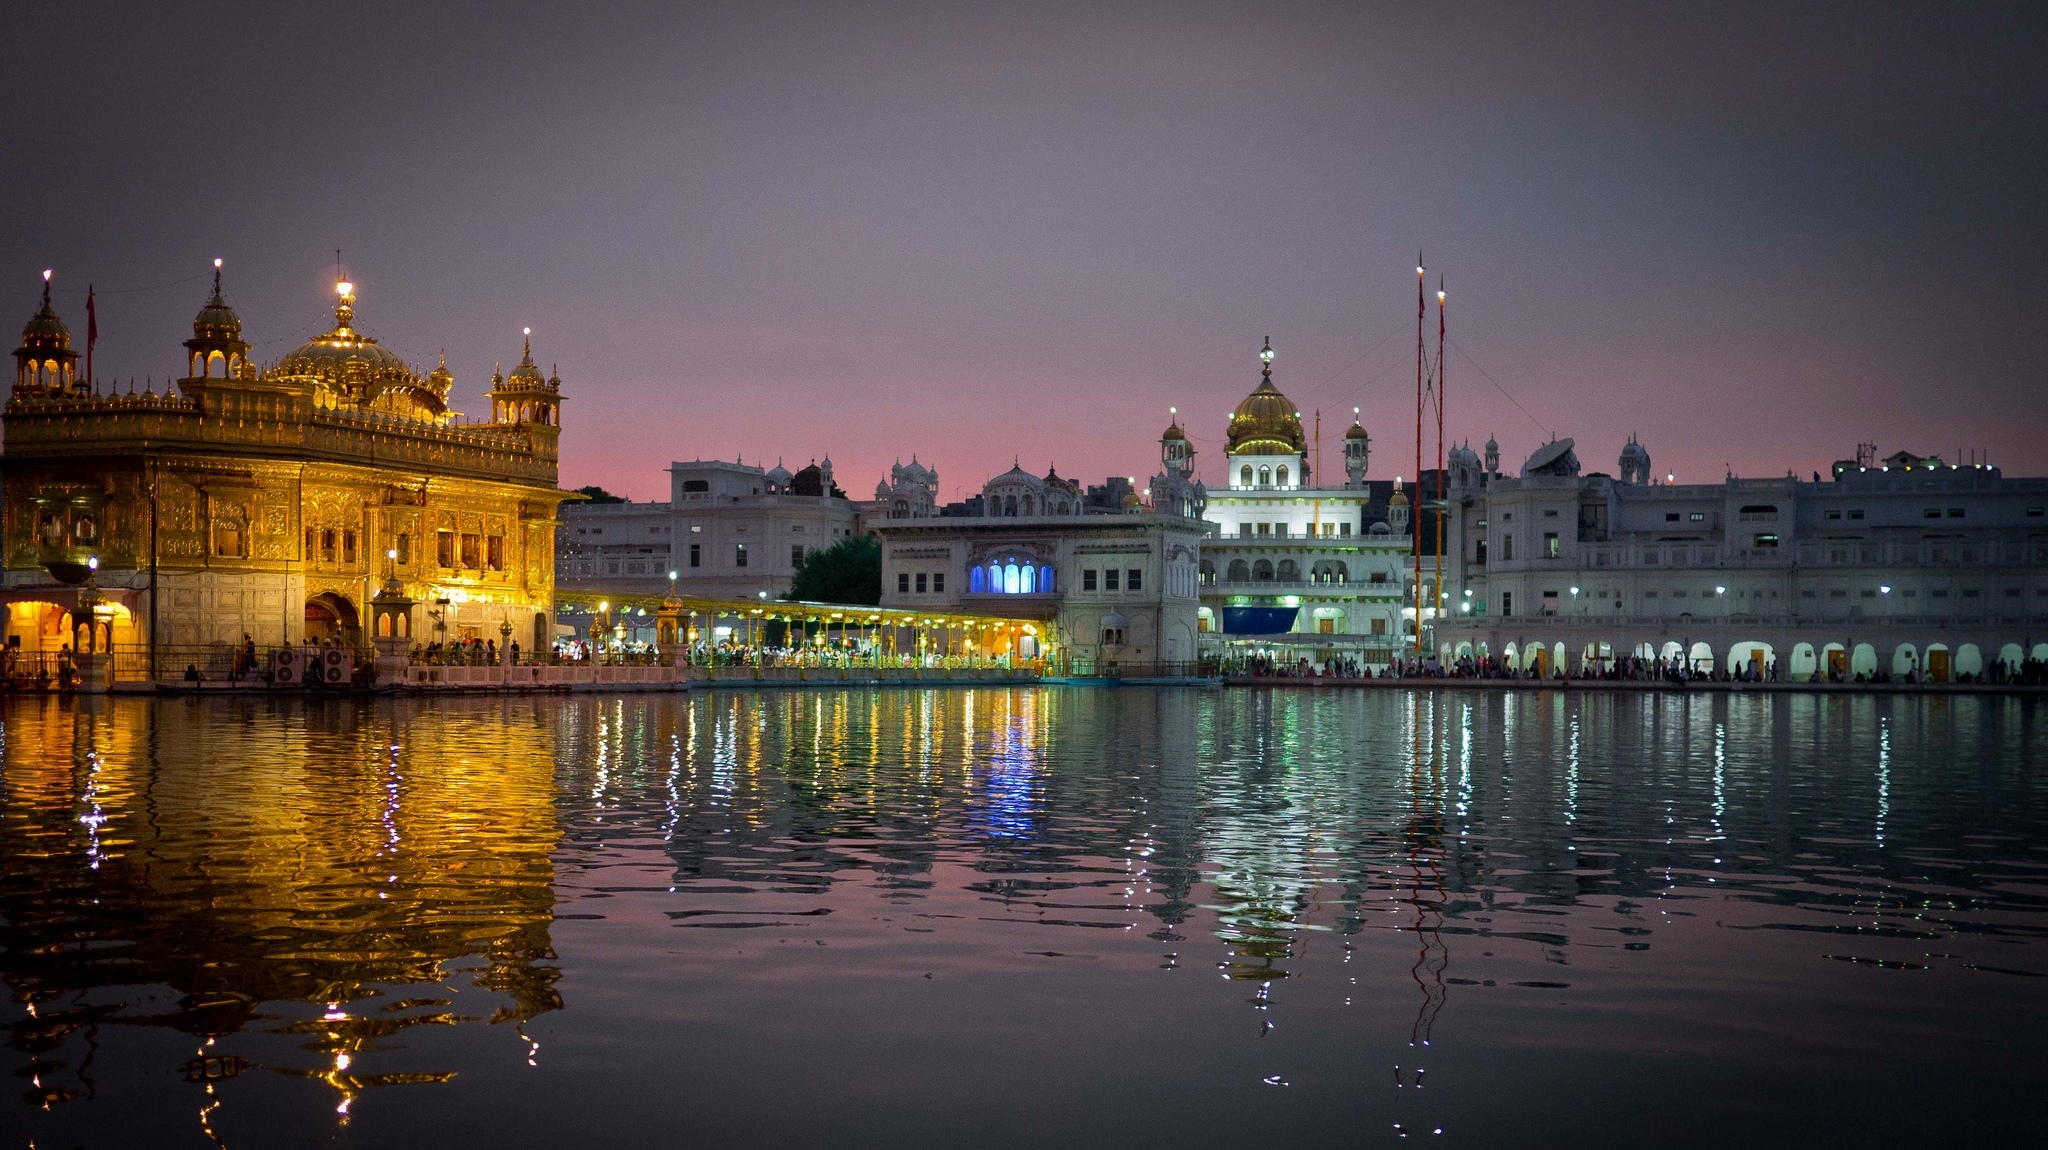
top-left (1435, 279), bottom-right (1447, 657)
top-left (1414, 254), bottom-right (1425, 656)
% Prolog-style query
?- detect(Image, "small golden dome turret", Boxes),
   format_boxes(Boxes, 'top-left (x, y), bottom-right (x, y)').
top-left (1225, 337), bottom-right (1306, 456)
top-left (185, 260), bottom-right (253, 380)
top-left (191, 260), bottom-right (242, 343)
top-left (485, 328), bottom-right (561, 427)
top-left (14, 270), bottom-right (81, 398)
top-left (20, 271), bottom-right (70, 349)
top-left (507, 328), bottom-right (545, 385)
top-left (426, 349), bottom-right (454, 401)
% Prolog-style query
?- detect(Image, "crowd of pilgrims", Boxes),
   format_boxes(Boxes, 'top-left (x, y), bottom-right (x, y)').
top-left (1230, 649), bottom-right (2048, 685)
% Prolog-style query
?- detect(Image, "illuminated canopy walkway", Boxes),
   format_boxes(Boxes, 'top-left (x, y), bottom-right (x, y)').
top-left (551, 590), bottom-right (1058, 661)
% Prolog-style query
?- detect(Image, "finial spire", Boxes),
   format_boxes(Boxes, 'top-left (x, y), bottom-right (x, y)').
top-left (40, 268), bottom-right (51, 308)
top-left (211, 258), bottom-right (223, 301)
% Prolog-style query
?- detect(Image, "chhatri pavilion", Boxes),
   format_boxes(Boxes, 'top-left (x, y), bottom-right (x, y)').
top-left (2, 266), bottom-right (573, 667)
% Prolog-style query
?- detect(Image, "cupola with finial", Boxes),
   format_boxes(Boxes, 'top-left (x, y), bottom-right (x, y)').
top-left (1344, 405), bottom-right (1370, 486)
top-left (486, 327), bottom-right (561, 429)
top-left (1160, 406), bottom-right (1194, 476)
top-left (14, 269), bottom-right (81, 399)
top-left (1388, 476), bottom-right (1410, 534)
top-left (185, 259), bottom-right (252, 380)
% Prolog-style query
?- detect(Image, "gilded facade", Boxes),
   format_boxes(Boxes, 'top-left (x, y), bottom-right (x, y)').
top-left (3, 268), bottom-right (572, 664)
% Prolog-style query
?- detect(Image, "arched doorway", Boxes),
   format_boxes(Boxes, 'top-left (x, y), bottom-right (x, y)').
top-left (1822, 642), bottom-right (1847, 680)
top-left (1925, 643), bottom-right (1951, 683)
top-left (305, 592), bottom-right (361, 648)
top-left (1892, 644), bottom-right (1919, 680)
top-left (1955, 644), bottom-right (1983, 681)
top-left (1726, 641), bottom-right (1773, 677)
top-left (1688, 642), bottom-right (1714, 673)
top-left (1998, 643), bottom-right (2024, 677)
top-left (1788, 642), bottom-right (1817, 682)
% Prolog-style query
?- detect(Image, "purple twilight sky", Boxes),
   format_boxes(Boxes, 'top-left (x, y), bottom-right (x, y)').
top-left (5, 2), bottom-right (2044, 501)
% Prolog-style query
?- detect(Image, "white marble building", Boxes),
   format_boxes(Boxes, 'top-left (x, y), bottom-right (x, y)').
top-left (877, 507), bottom-right (1206, 670)
top-left (1437, 437), bottom-right (2048, 681)
top-left (557, 457), bottom-right (859, 602)
top-left (1192, 339), bottom-right (1411, 665)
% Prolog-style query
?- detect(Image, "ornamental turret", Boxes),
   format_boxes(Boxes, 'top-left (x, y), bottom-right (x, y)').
top-left (1161, 407), bottom-right (1194, 477)
top-left (1344, 406), bottom-right (1370, 486)
top-left (1388, 477), bottom-right (1410, 535)
top-left (485, 328), bottom-right (561, 430)
top-left (185, 260), bottom-right (252, 380)
top-left (13, 270), bottom-right (81, 400)
top-left (1618, 433), bottom-right (1652, 485)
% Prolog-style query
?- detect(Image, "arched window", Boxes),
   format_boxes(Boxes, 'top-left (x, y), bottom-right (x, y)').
top-left (987, 563), bottom-right (1001, 590)
top-left (1003, 563), bottom-right (1021, 593)
top-left (1240, 465), bottom-right (1253, 487)
top-left (1276, 465), bottom-right (1289, 487)
top-left (1005, 496), bottom-right (1017, 516)
top-left (1023, 495), bottom-right (1034, 515)
top-left (1258, 466), bottom-right (1272, 486)
top-left (970, 566), bottom-right (987, 593)
top-left (1278, 559), bottom-right (1299, 582)
top-left (1021, 564), bottom-right (1036, 593)
top-left (1227, 559), bottom-right (1249, 581)
top-left (1041, 566), bottom-right (1054, 592)
top-left (1253, 559), bottom-right (1274, 581)
top-left (1199, 560), bottom-right (1215, 584)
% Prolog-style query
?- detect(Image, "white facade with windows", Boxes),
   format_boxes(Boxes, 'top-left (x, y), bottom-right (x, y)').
top-left (1437, 438), bottom-right (2048, 681)
top-left (557, 457), bottom-right (859, 602)
top-left (877, 512), bottom-right (1205, 669)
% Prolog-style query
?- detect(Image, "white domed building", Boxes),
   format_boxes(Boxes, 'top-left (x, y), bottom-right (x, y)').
top-left (1195, 339), bottom-right (1411, 666)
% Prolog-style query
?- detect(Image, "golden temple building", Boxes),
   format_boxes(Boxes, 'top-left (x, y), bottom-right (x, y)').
top-left (3, 266), bottom-right (572, 667)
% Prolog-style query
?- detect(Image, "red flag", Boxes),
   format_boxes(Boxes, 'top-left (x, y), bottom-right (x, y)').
top-left (85, 286), bottom-right (97, 387)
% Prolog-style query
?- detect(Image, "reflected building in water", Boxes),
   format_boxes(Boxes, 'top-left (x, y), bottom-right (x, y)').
top-left (0, 697), bottom-right (563, 1121)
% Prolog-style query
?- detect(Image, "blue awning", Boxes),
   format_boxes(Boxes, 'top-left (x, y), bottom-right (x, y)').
top-left (1221, 606), bottom-right (1300, 635)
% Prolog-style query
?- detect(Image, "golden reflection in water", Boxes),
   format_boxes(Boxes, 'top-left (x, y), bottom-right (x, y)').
top-left (0, 695), bottom-right (561, 1129)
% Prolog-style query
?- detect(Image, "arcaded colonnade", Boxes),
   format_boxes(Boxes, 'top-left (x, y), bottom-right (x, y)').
top-left (1435, 621), bottom-right (2048, 682)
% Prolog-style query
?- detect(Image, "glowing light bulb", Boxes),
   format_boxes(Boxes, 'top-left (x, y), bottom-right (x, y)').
top-left (336, 280), bottom-right (354, 297)
top-left (1438, 290), bottom-right (1446, 302)
top-left (523, 326), bottom-right (531, 336)
top-left (214, 258), bottom-right (223, 269)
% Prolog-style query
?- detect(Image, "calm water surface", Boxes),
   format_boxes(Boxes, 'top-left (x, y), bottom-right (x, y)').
top-left (2, 689), bottom-right (2044, 1147)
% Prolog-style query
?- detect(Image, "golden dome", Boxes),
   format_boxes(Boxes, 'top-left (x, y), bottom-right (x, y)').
top-left (18, 275), bottom-right (70, 352)
top-left (191, 265), bottom-right (242, 344)
top-left (268, 282), bottom-right (447, 418)
top-left (1225, 337), bottom-right (1305, 456)
top-left (504, 330), bottom-right (546, 388)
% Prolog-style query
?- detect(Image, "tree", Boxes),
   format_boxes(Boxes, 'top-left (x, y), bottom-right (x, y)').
top-left (786, 534), bottom-right (881, 605)
top-left (575, 485), bottom-right (626, 504)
